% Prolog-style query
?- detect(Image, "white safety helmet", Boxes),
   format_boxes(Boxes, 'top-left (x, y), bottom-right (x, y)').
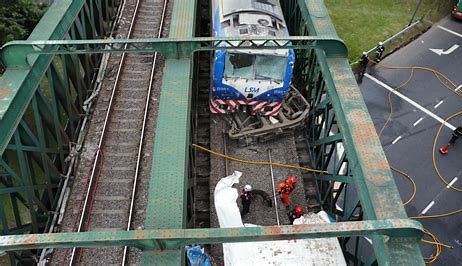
top-left (244, 184), bottom-right (252, 192)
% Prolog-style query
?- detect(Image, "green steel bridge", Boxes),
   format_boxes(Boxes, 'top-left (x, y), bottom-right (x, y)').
top-left (0, 0), bottom-right (424, 264)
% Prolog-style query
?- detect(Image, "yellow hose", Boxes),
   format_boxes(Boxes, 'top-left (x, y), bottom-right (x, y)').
top-left (370, 60), bottom-right (461, 263)
top-left (371, 60), bottom-right (460, 96)
top-left (378, 68), bottom-right (415, 137)
top-left (391, 166), bottom-right (416, 206)
top-left (192, 143), bottom-right (328, 174)
top-left (431, 110), bottom-right (462, 192)
top-left (422, 229), bottom-right (446, 264)
top-left (375, 67), bottom-right (417, 207)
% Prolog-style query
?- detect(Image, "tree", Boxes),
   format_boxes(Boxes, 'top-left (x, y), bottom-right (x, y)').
top-left (0, 0), bottom-right (46, 47)
top-left (0, 0), bottom-right (45, 73)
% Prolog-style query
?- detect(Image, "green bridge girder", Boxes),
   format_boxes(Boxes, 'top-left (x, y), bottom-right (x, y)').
top-left (0, 0), bottom-right (425, 265)
top-left (0, 219), bottom-right (423, 251)
top-left (1, 36), bottom-right (348, 68)
top-left (0, 0), bottom-right (118, 263)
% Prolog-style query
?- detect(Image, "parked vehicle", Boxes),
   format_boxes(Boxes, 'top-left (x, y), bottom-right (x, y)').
top-left (452, 0), bottom-right (462, 20)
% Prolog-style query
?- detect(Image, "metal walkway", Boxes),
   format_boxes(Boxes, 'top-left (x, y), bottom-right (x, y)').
top-left (0, 0), bottom-right (424, 265)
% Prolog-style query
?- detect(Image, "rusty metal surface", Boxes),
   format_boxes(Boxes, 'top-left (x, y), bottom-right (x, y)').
top-left (300, 0), bottom-right (424, 263)
top-left (1, 36), bottom-right (347, 68)
top-left (0, 219), bottom-right (423, 252)
top-left (0, 0), bottom-right (83, 153)
top-left (140, 0), bottom-right (197, 264)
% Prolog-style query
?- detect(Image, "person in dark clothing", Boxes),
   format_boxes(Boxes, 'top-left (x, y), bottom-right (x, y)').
top-left (375, 42), bottom-right (385, 62)
top-left (439, 126), bottom-right (462, 154)
top-left (240, 184), bottom-right (252, 217)
top-left (288, 204), bottom-right (304, 224)
top-left (358, 52), bottom-right (369, 82)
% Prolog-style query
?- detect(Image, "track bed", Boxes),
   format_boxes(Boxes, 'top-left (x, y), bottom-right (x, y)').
top-left (208, 118), bottom-right (308, 261)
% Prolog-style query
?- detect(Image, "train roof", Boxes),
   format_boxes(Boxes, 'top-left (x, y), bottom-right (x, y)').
top-left (222, 0), bottom-right (284, 22)
top-left (218, 0), bottom-right (288, 40)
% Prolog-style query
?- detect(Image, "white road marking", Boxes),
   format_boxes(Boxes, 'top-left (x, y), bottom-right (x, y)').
top-left (456, 84), bottom-right (462, 92)
top-left (434, 100), bottom-right (444, 109)
top-left (421, 201), bottom-right (435, 215)
top-left (446, 177), bottom-right (458, 189)
top-left (437, 25), bottom-right (462, 38)
top-left (365, 74), bottom-right (456, 131)
top-left (413, 117), bottom-right (424, 126)
top-left (392, 136), bottom-right (402, 145)
top-left (429, 44), bottom-right (459, 56)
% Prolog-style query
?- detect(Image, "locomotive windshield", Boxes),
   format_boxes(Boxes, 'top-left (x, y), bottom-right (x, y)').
top-left (224, 52), bottom-right (286, 81)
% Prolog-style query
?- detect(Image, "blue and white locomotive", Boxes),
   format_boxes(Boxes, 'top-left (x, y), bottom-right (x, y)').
top-left (210, 0), bottom-right (295, 117)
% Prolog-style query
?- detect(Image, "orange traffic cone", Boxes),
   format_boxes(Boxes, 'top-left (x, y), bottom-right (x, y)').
top-left (439, 144), bottom-right (449, 155)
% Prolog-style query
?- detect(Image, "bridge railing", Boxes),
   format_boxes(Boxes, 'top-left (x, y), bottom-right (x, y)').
top-left (0, 0), bottom-right (117, 263)
top-left (0, 0), bottom-right (424, 265)
top-left (281, 0), bottom-right (424, 264)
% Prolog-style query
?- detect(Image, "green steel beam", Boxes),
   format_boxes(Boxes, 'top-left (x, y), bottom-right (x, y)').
top-left (298, 0), bottom-right (424, 264)
top-left (317, 174), bottom-right (353, 184)
top-left (1, 36), bottom-right (347, 68)
top-left (0, 0), bottom-right (94, 155)
top-left (141, 0), bottom-right (197, 264)
top-left (0, 219), bottom-right (423, 251)
top-left (0, 0), bottom-right (114, 263)
top-left (141, 60), bottom-right (192, 265)
top-left (0, 0), bottom-right (423, 264)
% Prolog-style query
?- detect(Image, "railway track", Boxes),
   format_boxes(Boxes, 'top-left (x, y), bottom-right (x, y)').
top-left (191, 52), bottom-right (213, 229)
top-left (189, 0), bottom-right (213, 230)
top-left (60, 0), bottom-right (169, 264)
top-left (190, 1), bottom-right (317, 262)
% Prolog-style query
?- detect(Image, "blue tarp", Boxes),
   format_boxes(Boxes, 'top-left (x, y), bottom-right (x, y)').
top-left (186, 245), bottom-right (212, 266)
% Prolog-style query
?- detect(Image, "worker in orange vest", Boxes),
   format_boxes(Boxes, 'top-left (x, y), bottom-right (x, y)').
top-left (439, 126), bottom-right (462, 154)
top-left (277, 176), bottom-right (297, 208)
top-left (288, 204), bottom-right (304, 224)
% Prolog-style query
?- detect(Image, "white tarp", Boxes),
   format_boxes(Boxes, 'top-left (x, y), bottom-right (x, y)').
top-left (214, 173), bottom-right (346, 266)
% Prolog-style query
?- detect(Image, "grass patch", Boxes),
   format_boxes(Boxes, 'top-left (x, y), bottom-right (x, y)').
top-left (324, 0), bottom-right (456, 62)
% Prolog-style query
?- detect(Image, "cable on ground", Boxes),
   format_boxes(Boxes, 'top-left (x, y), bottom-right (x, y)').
top-left (431, 110), bottom-right (462, 192)
top-left (391, 166), bottom-right (416, 206)
top-left (375, 67), bottom-right (417, 207)
top-left (370, 61), bottom-right (461, 263)
top-left (422, 228), bottom-right (453, 264)
top-left (192, 143), bottom-right (328, 174)
top-left (408, 110), bottom-right (462, 220)
top-left (371, 60), bottom-right (460, 96)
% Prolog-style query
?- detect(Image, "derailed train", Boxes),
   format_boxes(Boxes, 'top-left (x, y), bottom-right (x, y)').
top-left (210, 0), bottom-right (309, 141)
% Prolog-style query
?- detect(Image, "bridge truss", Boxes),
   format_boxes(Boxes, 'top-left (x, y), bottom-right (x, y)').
top-left (0, 0), bottom-right (424, 264)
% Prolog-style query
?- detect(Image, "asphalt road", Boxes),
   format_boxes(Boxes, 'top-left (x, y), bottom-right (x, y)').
top-left (359, 16), bottom-right (462, 264)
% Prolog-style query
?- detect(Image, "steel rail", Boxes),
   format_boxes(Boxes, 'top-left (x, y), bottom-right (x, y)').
top-left (38, 3), bottom-right (126, 264)
top-left (69, 0), bottom-right (162, 263)
top-left (121, 0), bottom-right (169, 264)
top-left (267, 149), bottom-right (280, 226)
top-left (223, 131), bottom-right (229, 176)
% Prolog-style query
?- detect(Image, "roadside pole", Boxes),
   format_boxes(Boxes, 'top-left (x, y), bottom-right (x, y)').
top-left (409, 0), bottom-right (424, 26)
